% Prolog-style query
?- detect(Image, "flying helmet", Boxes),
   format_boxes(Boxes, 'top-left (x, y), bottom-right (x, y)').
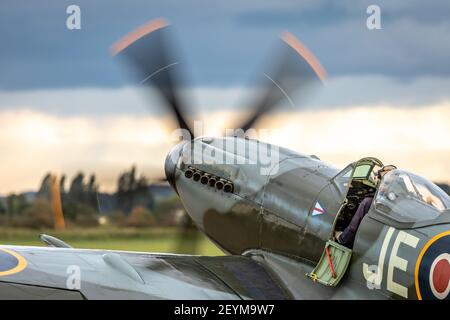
top-left (376, 164), bottom-right (397, 180)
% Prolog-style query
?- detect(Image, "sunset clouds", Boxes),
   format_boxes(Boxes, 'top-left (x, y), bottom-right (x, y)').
top-left (1, 100), bottom-right (448, 194)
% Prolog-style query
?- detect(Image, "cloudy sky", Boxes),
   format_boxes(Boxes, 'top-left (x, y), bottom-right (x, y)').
top-left (0, 0), bottom-right (449, 193)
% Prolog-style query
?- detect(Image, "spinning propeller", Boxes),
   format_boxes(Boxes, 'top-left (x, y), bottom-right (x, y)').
top-left (111, 18), bottom-right (326, 254)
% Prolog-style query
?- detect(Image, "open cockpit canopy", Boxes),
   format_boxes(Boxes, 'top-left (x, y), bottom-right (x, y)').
top-left (332, 157), bottom-right (383, 194)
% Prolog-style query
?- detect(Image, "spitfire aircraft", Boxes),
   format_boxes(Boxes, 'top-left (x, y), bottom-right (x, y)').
top-left (0, 19), bottom-right (449, 300)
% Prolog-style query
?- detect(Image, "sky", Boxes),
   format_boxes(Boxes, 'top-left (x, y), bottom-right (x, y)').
top-left (0, 0), bottom-right (449, 193)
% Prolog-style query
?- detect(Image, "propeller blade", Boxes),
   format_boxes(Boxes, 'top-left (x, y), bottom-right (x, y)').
top-left (236, 32), bottom-right (327, 133)
top-left (111, 18), bottom-right (194, 139)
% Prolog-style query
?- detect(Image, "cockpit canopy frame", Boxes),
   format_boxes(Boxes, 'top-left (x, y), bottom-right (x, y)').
top-left (371, 169), bottom-right (450, 229)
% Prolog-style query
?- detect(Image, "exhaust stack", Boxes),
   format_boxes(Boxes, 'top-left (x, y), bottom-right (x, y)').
top-left (224, 183), bottom-right (233, 193)
top-left (200, 174), bottom-right (210, 185)
top-left (184, 168), bottom-right (194, 179)
top-left (208, 176), bottom-right (217, 187)
top-left (215, 179), bottom-right (225, 190)
top-left (192, 170), bottom-right (202, 182)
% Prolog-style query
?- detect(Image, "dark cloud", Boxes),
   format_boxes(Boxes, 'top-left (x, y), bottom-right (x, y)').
top-left (0, 0), bottom-right (450, 90)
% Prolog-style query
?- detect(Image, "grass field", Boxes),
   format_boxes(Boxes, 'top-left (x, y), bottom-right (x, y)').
top-left (0, 227), bottom-right (224, 256)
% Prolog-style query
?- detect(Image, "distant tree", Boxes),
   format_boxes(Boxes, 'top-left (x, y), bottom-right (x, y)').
top-left (117, 165), bottom-right (137, 193)
top-left (68, 172), bottom-right (86, 203)
top-left (87, 174), bottom-right (98, 210)
top-left (137, 175), bottom-right (148, 189)
top-left (108, 210), bottom-right (128, 227)
top-left (116, 166), bottom-right (136, 213)
top-left (59, 174), bottom-right (66, 195)
top-left (60, 172), bottom-right (99, 221)
top-left (134, 175), bottom-right (154, 208)
top-left (126, 206), bottom-right (155, 228)
top-left (116, 166), bottom-right (153, 214)
top-left (87, 174), bottom-right (97, 193)
top-left (6, 193), bottom-right (29, 216)
top-left (73, 202), bottom-right (99, 227)
top-left (59, 174), bottom-right (68, 210)
top-left (0, 201), bottom-right (6, 215)
top-left (37, 173), bottom-right (52, 200)
top-left (19, 198), bottom-right (53, 229)
top-left (128, 166), bottom-right (136, 191)
top-left (153, 195), bottom-right (184, 226)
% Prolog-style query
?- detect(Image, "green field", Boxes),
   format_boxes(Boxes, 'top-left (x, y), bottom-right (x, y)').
top-left (0, 227), bottom-right (224, 256)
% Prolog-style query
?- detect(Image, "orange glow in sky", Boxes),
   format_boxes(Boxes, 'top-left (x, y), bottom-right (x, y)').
top-left (0, 103), bottom-right (449, 194)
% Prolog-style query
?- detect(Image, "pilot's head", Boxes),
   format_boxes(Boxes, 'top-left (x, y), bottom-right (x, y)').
top-left (376, 165), bottom-right (397, 183)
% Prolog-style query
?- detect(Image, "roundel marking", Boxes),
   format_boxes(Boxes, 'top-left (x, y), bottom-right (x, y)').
top-left (415, 231), bottom-right (450, 300)
top-left (0, 248), bottom-right (28, 276)
top-left (429, 253), bottom-right (450, 299)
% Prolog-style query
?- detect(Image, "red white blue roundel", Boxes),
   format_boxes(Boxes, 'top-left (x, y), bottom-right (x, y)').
top-left (429, 253), bottom-right (450, 299)
top-left (415, 232), bottom-right (450, 300)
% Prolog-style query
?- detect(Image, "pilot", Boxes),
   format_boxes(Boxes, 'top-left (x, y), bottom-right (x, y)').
top-left (335, 165), bottom-right (397, 247)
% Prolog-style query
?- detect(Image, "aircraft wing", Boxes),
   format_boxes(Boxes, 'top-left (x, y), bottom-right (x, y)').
top-left (0, 245), bottom-right (291, 299)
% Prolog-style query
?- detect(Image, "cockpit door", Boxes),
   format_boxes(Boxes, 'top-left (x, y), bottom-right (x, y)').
top-left (307, 240), bottom-right (352, 286)
top-left (307, 157), bottom-right (383, 286)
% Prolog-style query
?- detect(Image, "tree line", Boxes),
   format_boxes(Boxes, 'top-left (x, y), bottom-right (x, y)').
top-left (0, 166), bottom-right (182, 229)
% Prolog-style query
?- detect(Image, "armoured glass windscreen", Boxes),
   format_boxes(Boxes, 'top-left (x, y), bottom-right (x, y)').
top-left (352, 164), bottom-right (371, 179)
top-left (375, 169), bottom-right (450, 223)
top-left (341, 166), bottom-right (352, 178)
top-left (333, 165), bottom-right (353, 190)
